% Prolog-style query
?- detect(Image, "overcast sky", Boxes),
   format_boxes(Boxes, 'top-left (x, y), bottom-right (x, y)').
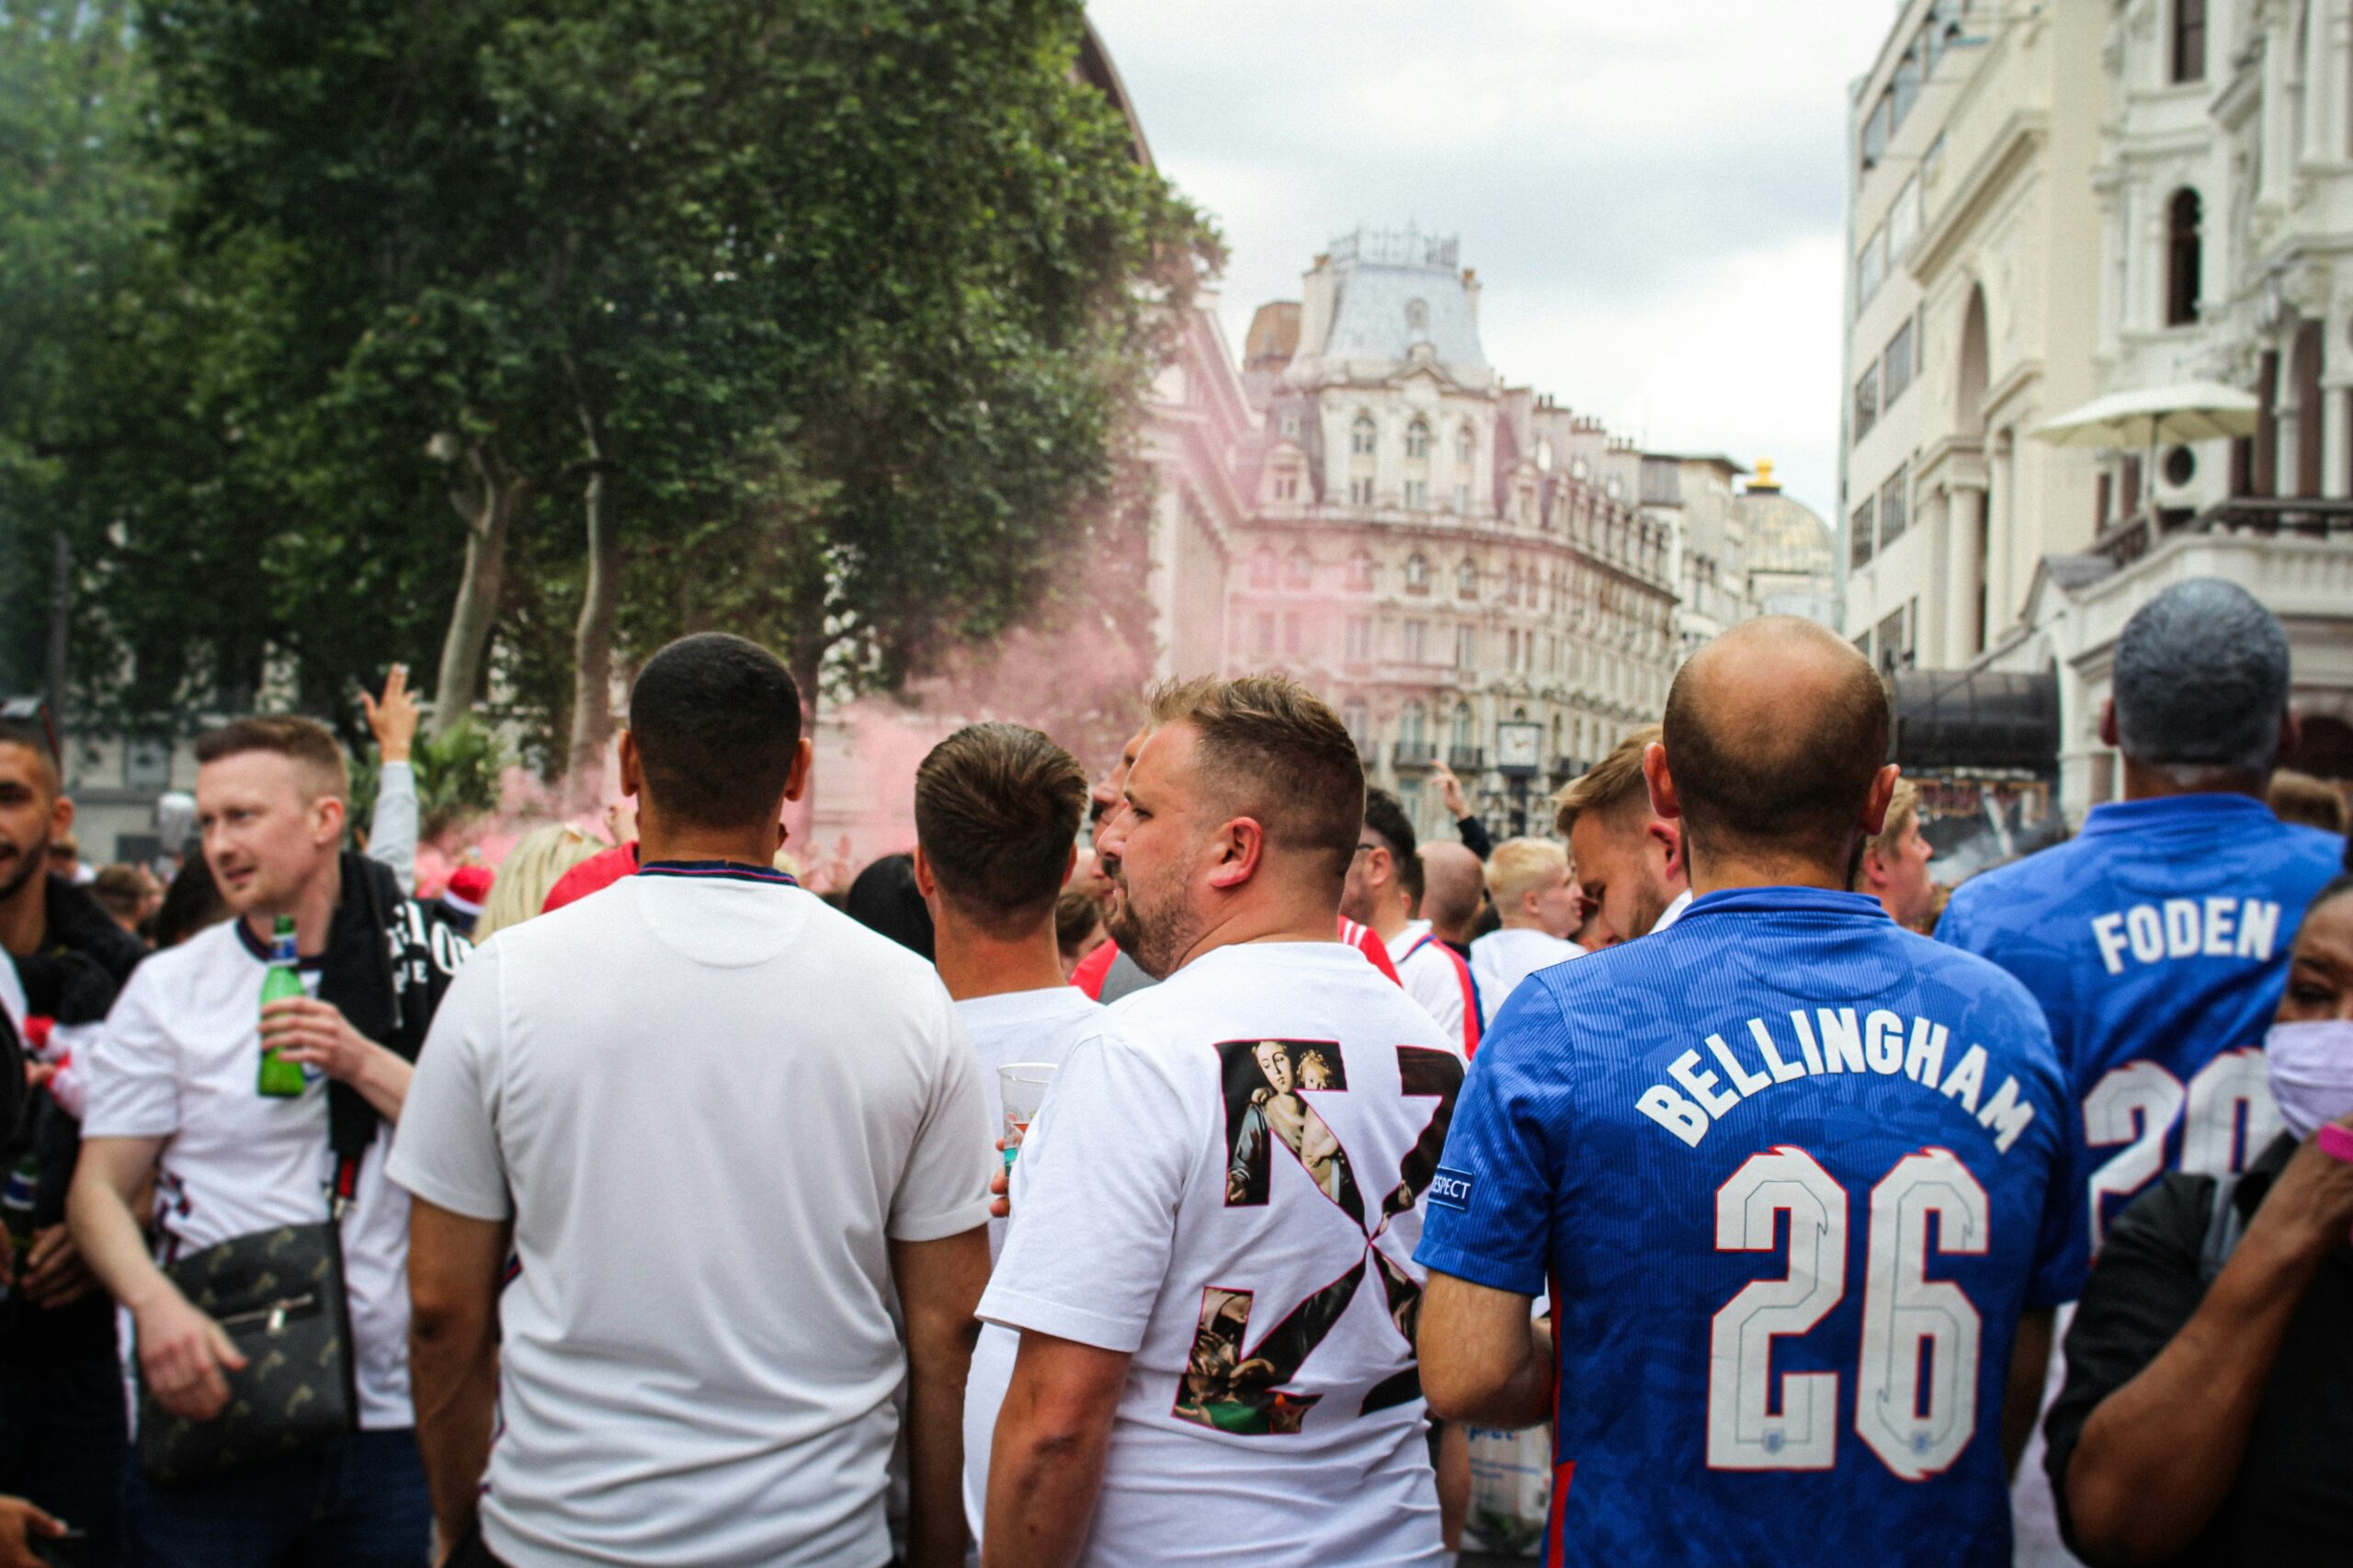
top-left (1087, 0), bottom-right (1898, 523)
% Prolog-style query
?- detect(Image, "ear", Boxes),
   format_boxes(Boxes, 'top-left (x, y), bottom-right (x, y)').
top-left (783, 735), bottom-right (814, 803)
top-left (1206, 816), bottom-right (1266, 891)
top-left (1862, 846), bottom-right (1891, 891)
top-left (1860, 763), bottom-right (1901, 837)
top-left (1643, 742), bottom-right (1681, 823)
top-left (1061, 844), bottom-right (1077, 887)
top-left (911, 843), bottom-right (938, 900)
top-left (2097, 698), bottom-right (2120, 750)
top-left (314, 794), bottom-right (347, 847)
top-left (48, 791), bottom-right (74, 841)
top-left (1649, 817), bottom-right (1684, 880)
top-left (618, 731), bottom-right (644, 799)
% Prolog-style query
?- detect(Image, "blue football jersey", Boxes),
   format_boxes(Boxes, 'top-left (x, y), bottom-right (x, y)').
top-left (1417, 887), bottom-right (2073, 1567)
top-left (1937, 793), bottom-right (2343, 1280)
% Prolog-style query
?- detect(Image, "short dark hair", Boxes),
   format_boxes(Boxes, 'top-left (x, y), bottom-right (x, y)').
top-left (628, 633), bottom-right (803, 832)
top-left (2113, 577), bottom-right (2289, 777)
top-left (1663, 630), bottom-right (1891, 867)
top-left (0, 719), bottom-right (60, 797)
top-left (915, 723), bottom-right (1088, 926)
top-left (846, 852), bottom-right (934, 960)
top-left (1362, 788), bottom-right (1423, 903)
top-left (1055, 889), bottom-right (1105, 957)
top-left (194, 716), bottom-right (349, 801)
top-left (1147, 676), bottom-right (1364, 876)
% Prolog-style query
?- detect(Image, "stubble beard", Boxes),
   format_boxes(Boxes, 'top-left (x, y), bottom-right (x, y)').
top-left (0, 834), bottom-right (50, 906)
top-left (1108, 862), bottom-right (1202, 982)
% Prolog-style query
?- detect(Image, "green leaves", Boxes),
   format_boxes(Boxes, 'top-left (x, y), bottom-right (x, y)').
top-left (6, 0), bottom-right (1213, 763)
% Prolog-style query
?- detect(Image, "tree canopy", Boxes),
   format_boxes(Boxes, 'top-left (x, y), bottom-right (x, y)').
top-left (3, 0), bottom-right (1214, 768)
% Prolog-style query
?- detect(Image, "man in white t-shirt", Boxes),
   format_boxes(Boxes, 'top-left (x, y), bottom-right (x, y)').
top-left (1466, 838), bottom-right (1583, 1020)
top-left (69, 715), bottom-right (468, 1564)
top-left (1341, 788), bottom-right (1477, 1055)
top-left (1554, 724), bottom-right (1691, 947)
top-left (982, 676), bottom-right (1461, 1568)
top-left (392, 633), bottom-right (993, 1568)
top-left (906, 722), bottom-right (1108, 1547)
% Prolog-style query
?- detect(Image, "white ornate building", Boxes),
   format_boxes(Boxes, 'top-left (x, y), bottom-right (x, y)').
top-left (1970, 0), bottom-right (2353, 809)
top-left (1221, 229), bottom-right (1683, 842)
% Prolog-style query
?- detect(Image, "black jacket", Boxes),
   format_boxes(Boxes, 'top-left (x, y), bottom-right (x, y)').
top-left (6, 877), bottom-right (149, 1358)
top-left (2045, 1134), bottom-right (2353, 1567)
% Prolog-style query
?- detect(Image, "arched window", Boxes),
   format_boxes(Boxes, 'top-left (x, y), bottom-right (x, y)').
top-left (2166, 188), bottom-right (2202, 326)
top-left (1457, 558), bottom-right (1479, 599)
top-left (1351, 414), bottom-right (1377, 456)
top-left (1404, 552), bottom-right (1430, 594)
top-left (1347, 551), bottom-right (1374, 591)
top-left (1451, 701), bottom-right (1475, 751)
top-left (1401, 701), bottom-right (1427, 746)
top-left (1285, 547), bottom-right (1313, 587)
top-left (1249, 546), bottom-right (1277, 587)
top-left (1456, 424), bottom-right (1475, 466)
top-left (1405, 418), bottom-right (1431, 460)
top-left (1342, 698), bottom-right (1370, 749)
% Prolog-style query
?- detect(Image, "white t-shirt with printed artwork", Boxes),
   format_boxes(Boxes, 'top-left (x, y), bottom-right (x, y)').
top-left (953, 984), bottom-right (1108, 1548)
top-left (978, 942), bottom-right (1462, 1568)
top-left (388, 866), bottom-right (993, 1568)
top-left (80, 919), bottom-right (418, 1428)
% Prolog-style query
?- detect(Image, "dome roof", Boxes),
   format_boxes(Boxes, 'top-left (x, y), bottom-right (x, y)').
top-left (1737, 478), bottom-right (1835, 577)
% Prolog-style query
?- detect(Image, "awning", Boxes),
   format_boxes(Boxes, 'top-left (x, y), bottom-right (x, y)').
top-left (2032, 381), bottom-right (2260, 449)
top-left (1892, 667), bottom-right (2060, 776)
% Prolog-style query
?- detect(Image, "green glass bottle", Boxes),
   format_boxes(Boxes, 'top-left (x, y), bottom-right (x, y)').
top-left (256, 915), bottom-right (308, 1097)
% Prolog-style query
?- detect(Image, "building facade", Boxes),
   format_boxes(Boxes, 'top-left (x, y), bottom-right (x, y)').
top-left (1223, 229), bottom-right (1682, 843)
top-left (1839, 0), bottom-right (2109, 676)
top-left (1972, 0), bottom-right (2353, 812)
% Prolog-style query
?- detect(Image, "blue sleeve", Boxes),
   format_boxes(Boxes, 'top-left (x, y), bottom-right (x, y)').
top-left (1413, 982), bottom-right (1565, 1298)
top-left (2028, 1064), bottom-right (2089, 1307)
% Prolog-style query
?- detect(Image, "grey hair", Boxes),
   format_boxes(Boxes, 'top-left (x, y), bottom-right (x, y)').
top-left (2111, 577), bottom-right (2290, 778)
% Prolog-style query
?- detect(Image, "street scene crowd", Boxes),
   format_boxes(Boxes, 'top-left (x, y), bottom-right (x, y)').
top-left (0, 577), bottom-right (2341, 1568)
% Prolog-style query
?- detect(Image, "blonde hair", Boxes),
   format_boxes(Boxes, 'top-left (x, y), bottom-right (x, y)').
top-left (1485, 837), bottom-right (1569, 907)
top-left (1553, 725), bottom-right (1659, 836)
top-left (1853, 778), bottom-right (1923, 891)
top-left (2268, 769), bottom-right (2349, 835)
top-left (472, 824), bottom-right (603, 943)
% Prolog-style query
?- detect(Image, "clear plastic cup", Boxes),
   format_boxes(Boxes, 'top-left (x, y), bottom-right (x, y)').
top-left (998, 1062), bottom-right (1058, 1170)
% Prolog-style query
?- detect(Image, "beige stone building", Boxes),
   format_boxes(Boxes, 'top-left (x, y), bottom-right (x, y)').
top-left (1972, 0), bottom-right (2353, 812)
top-left (1225, 229), bottom-right (1681, 842)
top-left (1839, 0), bottom-right (2109, 675)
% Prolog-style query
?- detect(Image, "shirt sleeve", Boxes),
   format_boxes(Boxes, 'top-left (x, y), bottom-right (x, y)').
top-left (79, 966), bottom-right (181, 1140)
top-left (366, 761), bottom-right (419, 896)
top-left (884, 994), bottom-right (993, 1244)
top-left (1412, 982), bottom-right (1565, 1299)
top-left (1457, 815), bottom-right (1494, 861)
top-left (978, 1026), bottom-right (1194, 1353)
top-left (2043, 1173), bottom-right (2212, 1555)
top-left (385, 942), bottom-right (511, 1221)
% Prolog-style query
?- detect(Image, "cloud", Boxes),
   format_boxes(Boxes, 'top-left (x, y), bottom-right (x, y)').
top-left (1089, 0), bottom-right (1895, 521)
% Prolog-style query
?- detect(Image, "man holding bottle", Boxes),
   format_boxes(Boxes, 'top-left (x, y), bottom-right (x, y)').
top-left (67, 716), bottom-right (467, 1565)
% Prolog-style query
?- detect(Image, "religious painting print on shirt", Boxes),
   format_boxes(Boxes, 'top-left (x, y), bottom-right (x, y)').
top-left (1179, 1036), bottom-right (1463, 1436)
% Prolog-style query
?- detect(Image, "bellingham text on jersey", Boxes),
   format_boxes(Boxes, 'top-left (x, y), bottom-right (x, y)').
top-left (2087, 896), bottom-right (2281, 976)
top-left (1634, 1007), bottom-right (2039, 1155)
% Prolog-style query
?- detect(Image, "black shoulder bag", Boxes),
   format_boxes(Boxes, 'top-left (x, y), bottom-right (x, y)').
top-left (136, 856), bottom-right (414, 1485)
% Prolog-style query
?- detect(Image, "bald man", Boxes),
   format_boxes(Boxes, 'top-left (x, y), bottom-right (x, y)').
top-left (1417, 842), bottom-right (1486, 960)
top-left (1416, 617), bottom-right (2075, 1567)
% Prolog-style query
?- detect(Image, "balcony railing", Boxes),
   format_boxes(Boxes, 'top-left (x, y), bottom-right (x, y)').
top-left (1448, 746), bottom-right (1485, 772)
top-left (1550, 755), bottom-right (1582, 782)
top-left (2095, 496), bottom-right (2353, 568)
top-left (1392, 741), bottom-right (1438, 769)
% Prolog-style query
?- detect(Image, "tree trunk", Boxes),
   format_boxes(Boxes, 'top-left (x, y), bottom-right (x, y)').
top-left (564, 406), bottom-right (620, 804)
top-left (430, 445), bottom-right (523, 735)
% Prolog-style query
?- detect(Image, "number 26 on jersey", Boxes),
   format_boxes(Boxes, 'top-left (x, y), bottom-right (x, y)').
top-left (1710, 1145), bottom-right (1987, 1482)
